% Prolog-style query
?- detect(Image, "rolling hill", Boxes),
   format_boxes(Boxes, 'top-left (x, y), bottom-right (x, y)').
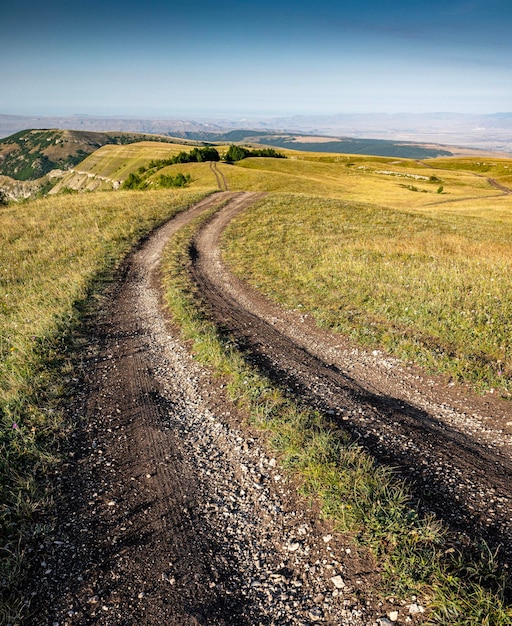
top-left (0, 128), bottom-right (194, 181)
top-left (0, 129), bottom-right (203, 200)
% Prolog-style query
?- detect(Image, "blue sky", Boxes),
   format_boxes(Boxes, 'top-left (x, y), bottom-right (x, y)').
top-left (2, 0), bottom-right (511, 117)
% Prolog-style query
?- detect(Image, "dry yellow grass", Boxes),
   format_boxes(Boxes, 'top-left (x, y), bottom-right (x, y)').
top-left (224, 155), bottom-right (505, 208)
top-left (45, 139), bottom-right (512, 211)
top-left (223, 192), bottom-right (512, 394)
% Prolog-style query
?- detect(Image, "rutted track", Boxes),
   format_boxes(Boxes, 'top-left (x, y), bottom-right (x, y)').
top-left (210, 161), bottom-right (229, 191)
top-left (190, 193), bottom-right (512, 563)
top-left (29, 192), bottom-right (381, 626)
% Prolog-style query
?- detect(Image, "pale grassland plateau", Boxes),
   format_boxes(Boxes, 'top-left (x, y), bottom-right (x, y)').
top-left (76, 141), bottom-right (195, 181)
top-left (48, 140), bottom-right (511, 208)
top-left (0, 188), bottom-right (210, 623)
top-left (225, 154), bottom-right (502, 207)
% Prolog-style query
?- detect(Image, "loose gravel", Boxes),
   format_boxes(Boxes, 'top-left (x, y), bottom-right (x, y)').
top-left (27, 194), bottom-right (413, 626)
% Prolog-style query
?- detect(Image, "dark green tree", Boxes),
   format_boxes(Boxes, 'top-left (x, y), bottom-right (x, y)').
top-left (224, 145), bottom-right (250, 163)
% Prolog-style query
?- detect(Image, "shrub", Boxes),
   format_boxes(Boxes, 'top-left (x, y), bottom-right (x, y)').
top-left (159, 172), bottom-right (192, 188)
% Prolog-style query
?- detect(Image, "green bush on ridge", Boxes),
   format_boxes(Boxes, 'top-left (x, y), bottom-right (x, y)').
top-left (224, 144), bottom-right (285, 163)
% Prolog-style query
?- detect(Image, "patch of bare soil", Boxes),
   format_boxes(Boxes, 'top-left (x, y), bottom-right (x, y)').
top-left (27, 193), bottom-right (397, 626)
top-left (488, 177), bottom-right (512, 194)
top-left (190, 195), bottom-right (512, 570)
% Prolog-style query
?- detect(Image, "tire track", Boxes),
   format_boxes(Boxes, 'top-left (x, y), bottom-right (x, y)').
top-left (30, 193), bottom-right (252, 625)
top-left (210, 161), bottom-right (229, 191)
top-left (30, 192), bottom-right (376, 625)
top-left (488, 177), bottom-right (512, 194)
top-left (190, 196), bottom-right (512, 564)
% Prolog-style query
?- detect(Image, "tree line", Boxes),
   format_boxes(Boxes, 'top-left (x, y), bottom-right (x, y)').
top-left (121, 144), bottom-right (286, 191)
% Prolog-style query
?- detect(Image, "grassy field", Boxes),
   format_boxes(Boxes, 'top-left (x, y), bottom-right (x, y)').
top-left (222, 192), bottom-right (512, 395)
top-left (225, 154), bottom-right (503, 205)
top-left (48, 139), bottom-right (512, 206)
top-left (0, 188), bottom-right (212, 623)
top-left (41, 143), bottom-right (512, 395)
top-left (2, 139), bottom-right (512, 623)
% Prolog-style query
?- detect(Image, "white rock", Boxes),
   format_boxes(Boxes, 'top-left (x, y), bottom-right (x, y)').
top-left (408, 603), bottom-right (425, 615)
top-left (330, 575), bottom-right (345, 589)
top-left (389, 610), bottom-right (399, 621)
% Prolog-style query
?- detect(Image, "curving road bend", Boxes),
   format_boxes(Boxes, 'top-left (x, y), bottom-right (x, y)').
top-left (190, 193), bottom-right (512, 564)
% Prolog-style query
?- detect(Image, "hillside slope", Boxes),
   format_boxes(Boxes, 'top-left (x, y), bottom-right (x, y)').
top-left (0, 128), bottom-right (187, 182)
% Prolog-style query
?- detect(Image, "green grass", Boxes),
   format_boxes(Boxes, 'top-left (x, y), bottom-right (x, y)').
top-left (222, 194), bottom-right (512, 396)
top-left (0, 188), bottom-right (211, 624)
top-left (160, 207), bottom-right (512, 625)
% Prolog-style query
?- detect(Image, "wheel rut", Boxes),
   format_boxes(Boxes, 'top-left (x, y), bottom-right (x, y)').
top-left (29, 192), bottom-right (379, 626)
top-left (190, 196), bottom-right (512, 566)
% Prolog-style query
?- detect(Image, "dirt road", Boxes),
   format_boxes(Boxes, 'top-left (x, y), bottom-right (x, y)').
top-left (30, 193), bottom-right (380, 625)
top-left (190, 194), bottom-right (512, 562)
top-left (29, 191), bottom-right (512, 625)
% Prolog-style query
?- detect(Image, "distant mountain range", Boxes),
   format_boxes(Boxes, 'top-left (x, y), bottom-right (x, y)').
top-left (1, 112), bottom-right (512, 154)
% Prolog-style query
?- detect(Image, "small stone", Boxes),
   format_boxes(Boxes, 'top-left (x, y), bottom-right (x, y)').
top-left (323, 534), bottom-right (332, 543)
top-left (331, 575), bottom-right (345, 589)
top-left (408, 603), bottom-right (424, 615)
top-left (162, 572), bottom-right (175, 584)
top-left (87, 595), bottom-right (99, 604)
top-left (308, 607), bottom-right (323, 621)
top-left (389, 610), bottom-right (399, 621)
